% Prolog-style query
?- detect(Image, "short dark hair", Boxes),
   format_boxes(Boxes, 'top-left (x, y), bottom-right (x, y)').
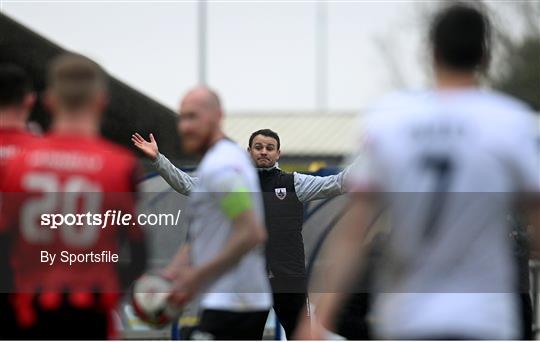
top-left (0, 64), bottom-right (33, 107)
top-left (249, 129), bottom-right (280, 150)
top-left (430, 3), bottom-right (491, 71)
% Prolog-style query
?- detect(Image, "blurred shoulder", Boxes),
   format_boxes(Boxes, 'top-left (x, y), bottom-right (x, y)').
top-left (476, 89), bottom-right (537, 133)
top-left (201, 139), bottom-right (252, 174)
top-left (95, 138), bottom-right (138, 165)
top-left (357, 89), bottom-right (432, 134)
top-left (477, 89), bottom-right (532, 112)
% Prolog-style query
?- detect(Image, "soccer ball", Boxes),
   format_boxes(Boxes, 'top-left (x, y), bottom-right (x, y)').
top-left (131, 274), bottom-right (183, 326)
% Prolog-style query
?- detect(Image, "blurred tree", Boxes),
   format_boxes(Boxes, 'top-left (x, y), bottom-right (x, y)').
top-left (488, 1), bottom-right (540, 111)
top-left (492, 37), bottom-right (540, 111)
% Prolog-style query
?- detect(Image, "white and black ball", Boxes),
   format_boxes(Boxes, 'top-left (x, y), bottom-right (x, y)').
top-left (131, 274), bottom-right (183, 326)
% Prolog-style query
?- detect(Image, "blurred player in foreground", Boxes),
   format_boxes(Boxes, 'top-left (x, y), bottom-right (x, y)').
top-left (296, 4), bottom-right (539, 340)
top-left (0, 64), bottom-right (39, 339)
top-left (0, 64), bottom-right (38, 177)
top-left (161, 86), bottom-right (272, 339)
top-left (0, 54), bottom-right (146, 339)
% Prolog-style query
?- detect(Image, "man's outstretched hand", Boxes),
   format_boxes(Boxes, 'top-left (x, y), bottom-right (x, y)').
top-left (131, 133), bottom-right (159, 161)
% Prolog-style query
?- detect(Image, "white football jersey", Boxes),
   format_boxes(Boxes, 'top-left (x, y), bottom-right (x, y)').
top-left (188, 139), bottom-right (272, 311)
top-left (350, 88), bottom-right (539, 339)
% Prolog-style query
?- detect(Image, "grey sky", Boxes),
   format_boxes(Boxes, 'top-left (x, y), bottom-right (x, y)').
top-left (0, 1), bottom-right (528, 112)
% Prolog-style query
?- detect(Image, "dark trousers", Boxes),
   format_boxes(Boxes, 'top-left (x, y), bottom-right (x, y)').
top-left (198, 309), bottom-right (269, 340)
top-left (335, 292), bottom-right (371, 340)
top-left (272, 292), bottom-right (308, 340)
top-left (0, 294), bottom-right (18, 340)
top-left (520, 293), bottom-right (533, 340)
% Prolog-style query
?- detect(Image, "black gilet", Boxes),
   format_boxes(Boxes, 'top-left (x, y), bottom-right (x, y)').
top-left (258, 167), bottom-right (306, 293)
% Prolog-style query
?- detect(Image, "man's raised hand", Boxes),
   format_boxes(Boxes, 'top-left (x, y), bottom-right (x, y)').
top-left (131, 133), bottom-right (159, 160)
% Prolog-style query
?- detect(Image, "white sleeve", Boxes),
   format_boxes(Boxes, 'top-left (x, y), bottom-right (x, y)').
top-left (152, 153), bottom-right (198, 195)
top-left (293, 171), bottom-right (347, 203)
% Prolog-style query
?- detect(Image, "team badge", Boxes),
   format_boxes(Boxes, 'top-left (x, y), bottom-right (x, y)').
top-left (275, 188), bottom-right (287, 200)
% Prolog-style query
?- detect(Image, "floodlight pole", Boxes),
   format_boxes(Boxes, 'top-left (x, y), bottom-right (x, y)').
top-left (198, 0), bottom-right (208, 85)
top-left (315, 1), bottom-right (328, 113)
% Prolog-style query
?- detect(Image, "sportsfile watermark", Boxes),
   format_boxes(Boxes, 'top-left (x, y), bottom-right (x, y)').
top-left (40, 209), bottom-right (182, 229)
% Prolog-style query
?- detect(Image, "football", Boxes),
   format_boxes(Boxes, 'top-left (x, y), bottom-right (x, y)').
top-left (131, 274), bottom-right (183, 326)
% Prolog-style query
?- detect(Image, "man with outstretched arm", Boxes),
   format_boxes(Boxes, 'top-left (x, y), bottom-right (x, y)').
top-left (132, 127), bottom-right (352, 339)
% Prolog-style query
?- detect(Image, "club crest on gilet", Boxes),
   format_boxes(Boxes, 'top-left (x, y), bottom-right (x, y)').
top-left (275, 187), bottom-right (287, 200)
